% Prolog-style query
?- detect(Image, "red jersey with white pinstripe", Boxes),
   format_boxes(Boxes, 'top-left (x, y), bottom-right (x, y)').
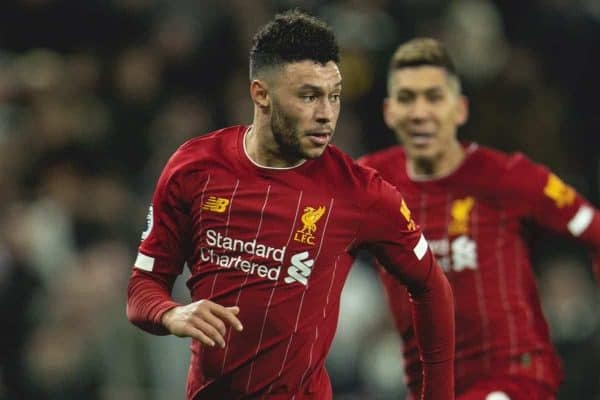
top-left (359, 143), bottom-right (600, 397)
top-left (127, 126), bottom-right (455, 399)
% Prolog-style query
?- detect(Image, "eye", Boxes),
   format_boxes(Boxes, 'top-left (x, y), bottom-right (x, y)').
top-left (329, 93), bottom-right (341, 103)
top-left (301, 95), bottom-right (318, 103)
top-left (426, 91), bottom-right (444, 103)
top-left (396, 92), bottom-right (414, 103)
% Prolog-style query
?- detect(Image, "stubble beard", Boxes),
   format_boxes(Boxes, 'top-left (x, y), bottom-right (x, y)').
top-left (270, 99), bottom-right (307, 162)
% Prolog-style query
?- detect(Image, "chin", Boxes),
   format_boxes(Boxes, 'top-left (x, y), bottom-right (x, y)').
top-left (303, 147), bottom-right (327, 159)
top-left (408, 144), bottom-right (438, 158)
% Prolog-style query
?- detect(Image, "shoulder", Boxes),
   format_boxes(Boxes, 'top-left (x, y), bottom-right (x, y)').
top-left (177, 125), bottom-right (244, 158)
top-left (357, 145), bottom-right (406, 170)
top-left (467, 144), bottom-right (534, 175)
top-left (318, 145), bottom-right (383, 191)
top-left (467, 145), bottom-right (551, 193)
top-left (477, 145), bottom-right (547, 174)
top-left (165, 125), bottom-right (245, 174)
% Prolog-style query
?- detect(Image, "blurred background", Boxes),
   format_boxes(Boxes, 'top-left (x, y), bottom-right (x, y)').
top-left (0, 0), bottom-right (598, 399)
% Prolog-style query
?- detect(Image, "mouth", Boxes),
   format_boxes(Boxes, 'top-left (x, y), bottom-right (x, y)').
top-left (407, 131), bottom-right (435, 147)
top-left (306, 131), bottom-right (332, 146)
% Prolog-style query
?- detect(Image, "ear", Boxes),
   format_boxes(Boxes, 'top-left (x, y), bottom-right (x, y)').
top-left (456, 95), bottom-right (469, 126)
top-left (382, 97), bottom-right (395, 130)
top-left (250, 79), bottom-right (270, 109)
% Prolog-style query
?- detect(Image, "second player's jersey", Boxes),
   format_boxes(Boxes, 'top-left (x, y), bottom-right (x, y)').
top-left (132, 126), bottom-right (438, 399)
top-left (359, 143), bottom-right (600, 394)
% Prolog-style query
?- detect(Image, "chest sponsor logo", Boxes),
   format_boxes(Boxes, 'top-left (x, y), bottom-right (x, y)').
top-left (400, 199), bottom-right (417, 231)
top-left (543, 173), bottom-right (575, 208)
top-left (448, 196), bottom-right (475, 236)
top-left (430, 236), bottom-right (478, 272)
top-left (284, 251), bottom-right (315, 286)
top-left (200, 229), bottom-right (316, 284)
top-left (202, 196), bottom-right (230, 213)
top-left (293, 205), bottom-right (326, 245)
top-left (201, 229), bottom-right (285, 281)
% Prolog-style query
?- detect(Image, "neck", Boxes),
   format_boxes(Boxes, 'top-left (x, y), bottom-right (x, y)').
top-left (244, 116), bottom-right (305, 168)
top-left (408, 140), bottom-right (465, 179)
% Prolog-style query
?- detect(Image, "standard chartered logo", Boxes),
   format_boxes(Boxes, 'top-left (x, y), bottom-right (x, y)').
top-left (200, 229), bottom-right (318, 284)
top-left (429, 235), bottom-right (478, 272)
top-left (284, 251), bottom-right (315, 286)
top-left (201, 229), bottom-right (286, 281)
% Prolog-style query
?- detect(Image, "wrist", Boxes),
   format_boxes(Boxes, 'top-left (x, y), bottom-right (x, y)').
top-left (159, 303), bottom-right (181, 330)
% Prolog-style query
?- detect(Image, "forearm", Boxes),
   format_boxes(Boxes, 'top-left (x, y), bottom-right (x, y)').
top-left (409, 262), bottom-right (455, 400)
top-left (126, 269), bottom-right (181, 335)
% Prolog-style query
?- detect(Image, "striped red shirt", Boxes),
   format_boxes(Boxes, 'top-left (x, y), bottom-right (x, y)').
top-left (359, 143), bottom-right (600, 397)
top-left (127, 126), bottom-right (454, 399)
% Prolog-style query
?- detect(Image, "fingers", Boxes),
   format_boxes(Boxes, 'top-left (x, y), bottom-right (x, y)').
top-left (194, 317), bottom-right (227, 348)
top-left (211, 304), bottom-right (244, 332)
top-left (188, 301), bottom-right (243, 348)
top-left (186, 325), bottom-right (216, 348)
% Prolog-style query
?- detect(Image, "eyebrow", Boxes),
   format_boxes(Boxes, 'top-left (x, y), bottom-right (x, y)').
top-left (395, 85), bottom-right (444, 93)
top-left (298, 82), bottom-right (343, 91)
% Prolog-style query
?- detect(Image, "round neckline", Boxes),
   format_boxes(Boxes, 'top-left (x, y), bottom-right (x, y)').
top-left (240, 125), bottom-right (308, 171)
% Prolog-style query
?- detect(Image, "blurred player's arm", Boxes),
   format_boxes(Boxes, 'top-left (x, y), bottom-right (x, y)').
top-left (507, 154), bottom-right (600, 281)
top-left (358, 173), bottom-right (455, 400)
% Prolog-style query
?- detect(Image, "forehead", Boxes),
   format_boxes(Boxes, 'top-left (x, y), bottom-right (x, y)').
top-left (278, 60), bottom-right (342, 89)
top-left (389, 65), bottom-right (451, 91)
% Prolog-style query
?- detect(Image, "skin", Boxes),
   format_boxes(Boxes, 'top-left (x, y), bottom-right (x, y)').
top-left (162, 60), bottom-right (342, 348)
top-left (384, 65), bottom-right (469, 178)
top-left (246, 60), bottom-right (342, 167)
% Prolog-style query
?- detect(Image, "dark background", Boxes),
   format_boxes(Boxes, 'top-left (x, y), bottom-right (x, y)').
top-left (0, 1), bottom-right (598, 399)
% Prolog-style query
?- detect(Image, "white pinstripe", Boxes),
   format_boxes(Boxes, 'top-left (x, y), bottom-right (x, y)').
top-left (323, 256), bottom-right (340, 318)
top-left (495, 210), bottom-right (517, 373)
top-left (277, 198), bottom-right (334, 392)
top-left (195, 174), bottom-right (211, 361)
top-left (471, 203), bottom-right (491, 371)
top-left (209, 179), bottom-right (240, 298)
top-left (245, 191), bottom-right (304, 392)
top-left (220, 184), bottom-right (271, 374)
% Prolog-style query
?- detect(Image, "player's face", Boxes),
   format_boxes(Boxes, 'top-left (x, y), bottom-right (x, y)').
top-left (384, 66), bottom-right (467, 163)
top-left (269, 61), bottom-right (342, 160)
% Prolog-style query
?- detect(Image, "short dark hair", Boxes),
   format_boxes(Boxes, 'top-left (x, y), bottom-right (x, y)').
top-left (249, 9), bottom-right (339, 79)
top-left (388, 38), bottom-right (461, 93)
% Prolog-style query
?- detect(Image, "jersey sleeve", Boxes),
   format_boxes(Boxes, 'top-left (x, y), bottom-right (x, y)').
top-left (356, 173), bottom-right (455, 399)
top-left (135, 153), bottom-right (193, 274)
top-left (506, 154), bottom-right (600, 280)
top-left (127, 150), bottom-right (195, 334)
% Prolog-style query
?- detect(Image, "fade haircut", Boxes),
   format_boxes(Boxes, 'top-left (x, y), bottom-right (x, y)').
top-left (249, 9), bottom-right (339, 80)
top-left (388, 38), bottom-right (462, 94)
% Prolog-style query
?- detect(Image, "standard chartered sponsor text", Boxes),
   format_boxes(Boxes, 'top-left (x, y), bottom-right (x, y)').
top-left (201, 229), bottom-right (286, 281)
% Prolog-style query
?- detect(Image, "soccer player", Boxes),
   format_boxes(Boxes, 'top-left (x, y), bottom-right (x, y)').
top-left (126, 11), bottom-right (455, 400)
top-left (358, 37), bottom-right (600, 400)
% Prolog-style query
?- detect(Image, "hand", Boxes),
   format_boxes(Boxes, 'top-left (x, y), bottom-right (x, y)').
top-left (161, 299), bottom-right (243, 348)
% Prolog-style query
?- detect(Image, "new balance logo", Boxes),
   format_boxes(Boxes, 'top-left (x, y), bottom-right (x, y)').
top-left (202, 196), bottom-right (230, 213)
top-left (284, 251), bottom-right (314, 286)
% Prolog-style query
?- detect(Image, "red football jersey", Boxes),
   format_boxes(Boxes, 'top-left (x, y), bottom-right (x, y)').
top-left (359, 143), bottom-right (600, 397)
top-left (127, 126), bottom-right (454, 399)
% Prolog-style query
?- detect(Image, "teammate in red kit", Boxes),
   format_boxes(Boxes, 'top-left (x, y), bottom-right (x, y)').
top-left (126, 12), bottom-right (455, 400)
top-left (358, 38), bottom-right (600, 400)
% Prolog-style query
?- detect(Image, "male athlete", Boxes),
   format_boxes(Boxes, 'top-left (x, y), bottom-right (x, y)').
top-left (359, 37), bottom-right (600, 400)
top-left (127, 13), bottom-right (455, 400)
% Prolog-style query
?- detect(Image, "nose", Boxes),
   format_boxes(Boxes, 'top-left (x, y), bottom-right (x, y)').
top-left (315, 98), bottom-right (335, 124)
top-left (409, 96), bottom-right (430, 120)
